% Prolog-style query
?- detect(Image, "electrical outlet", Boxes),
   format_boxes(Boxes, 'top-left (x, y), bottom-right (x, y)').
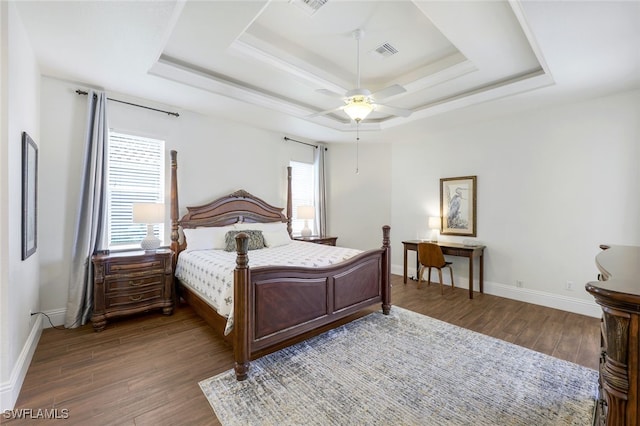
top-left (565, 281), bottom-right (574, 291)
top-left (516, 280), bottom-right (523, 288)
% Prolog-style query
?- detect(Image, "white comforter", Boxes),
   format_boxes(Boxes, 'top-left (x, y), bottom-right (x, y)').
top-left (174, 241), bottom-right (361, 334)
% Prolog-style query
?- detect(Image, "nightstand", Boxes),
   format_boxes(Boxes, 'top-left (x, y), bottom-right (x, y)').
top-left (91, 249), bottom-right (174, 331)
top-left (294, 236), bottom-right (338, 246)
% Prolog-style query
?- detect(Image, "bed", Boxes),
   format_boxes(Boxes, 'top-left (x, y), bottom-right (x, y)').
top-left (169, 150), bottom-right (391, 380)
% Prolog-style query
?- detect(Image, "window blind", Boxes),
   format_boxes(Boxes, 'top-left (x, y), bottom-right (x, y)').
top-left (107, 132), bottom-right (165, 248)
top-left (289, 160), bottom-right (315, 235)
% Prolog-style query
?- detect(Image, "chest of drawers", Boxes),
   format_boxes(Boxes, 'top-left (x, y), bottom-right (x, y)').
top-left (586, 245), bottom-right (640, 425)
top-left (91, 249), bottom-right (174, 331)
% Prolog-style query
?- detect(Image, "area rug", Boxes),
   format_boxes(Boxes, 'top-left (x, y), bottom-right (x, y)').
top-left (199, 307), bottom-right (598, 425)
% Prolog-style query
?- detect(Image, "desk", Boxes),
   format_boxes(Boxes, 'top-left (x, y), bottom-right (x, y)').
top-left (402, 240), bottom-right (485, 299)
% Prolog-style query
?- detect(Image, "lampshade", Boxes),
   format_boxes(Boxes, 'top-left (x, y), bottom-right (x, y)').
top-left (428, 216), bottom-right (440, 230)
top-left (297, 205), bottom-right (315, 220)
top-left (133, 203), bottom-right (165, 224)
top-left (428, 216), bottom-right (440, 243)
top-left (343, 96), bottom-right (373, 122)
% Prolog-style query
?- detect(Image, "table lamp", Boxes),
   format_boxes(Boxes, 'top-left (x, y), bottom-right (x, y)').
top-left (428, 216), bottom-right (440, 242)
top-left (297, 205), bottom-right (315, 237)
top-left (133, 202), bottom-right (164, 251)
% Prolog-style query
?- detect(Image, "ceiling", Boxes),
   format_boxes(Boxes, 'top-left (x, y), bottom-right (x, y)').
top-left (15, 0), bottom-right (640, 143)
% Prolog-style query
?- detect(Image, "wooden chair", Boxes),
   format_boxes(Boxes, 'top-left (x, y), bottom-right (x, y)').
top-left (417, 242), bottom-right (454, 294)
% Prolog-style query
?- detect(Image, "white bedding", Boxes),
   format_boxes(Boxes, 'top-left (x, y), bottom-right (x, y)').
top-left (174, 240), bottom-right (362, 334)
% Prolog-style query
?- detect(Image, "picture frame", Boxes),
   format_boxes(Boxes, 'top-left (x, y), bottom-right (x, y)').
top-left (440, 175), bottom-right (477, 237)
top-left (22, 132), bottom-right (38, 260)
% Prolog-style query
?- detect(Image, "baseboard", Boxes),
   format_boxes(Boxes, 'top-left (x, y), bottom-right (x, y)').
top-left (38, 308), bottom-right (66, 329)
top-left (485, 282), bottom-right (601, 318)
top-left (390, 264), bottom-right (601, 318)
top-left (0, 314), bottom-right (42, 411)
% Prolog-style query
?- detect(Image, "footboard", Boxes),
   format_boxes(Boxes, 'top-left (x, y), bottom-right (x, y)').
top-left (233, 225), bottom-right (391, 380)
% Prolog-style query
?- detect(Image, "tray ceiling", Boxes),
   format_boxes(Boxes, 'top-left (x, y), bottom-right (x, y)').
top-left (151, 0), bottom-right (549, 131)
top-left (14, 1), bottom-right (640, 141)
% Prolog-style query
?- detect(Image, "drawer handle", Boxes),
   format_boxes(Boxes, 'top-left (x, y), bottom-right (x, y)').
top-left (129, 280), bottom-right (142, 287)
top-left (111, 261), bottom-right (162, 271)
top-left (129, 295), bottom-right (142, 302)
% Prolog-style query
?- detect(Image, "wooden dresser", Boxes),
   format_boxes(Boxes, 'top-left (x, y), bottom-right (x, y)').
top-left (585, 245), bottom-right (640, 426)
top-left (91, 249), bottom-right (174, 331)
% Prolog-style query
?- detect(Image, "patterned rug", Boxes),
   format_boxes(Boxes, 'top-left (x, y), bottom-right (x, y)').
top-left (200, 307), bottom-right (598, 425)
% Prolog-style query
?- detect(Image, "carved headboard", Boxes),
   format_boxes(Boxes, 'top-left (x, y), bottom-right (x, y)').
top-left (169, 151), bottom-right (292, 255)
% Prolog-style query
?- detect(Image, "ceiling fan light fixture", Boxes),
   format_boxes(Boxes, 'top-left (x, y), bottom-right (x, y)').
top-left (310, 28), bottom-right (410, 122)
top-left (344, 96), bottom-right (373, 122)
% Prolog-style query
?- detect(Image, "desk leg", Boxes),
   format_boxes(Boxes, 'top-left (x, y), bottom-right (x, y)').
top-left (468, 256), bottom-right (474, 299)
top-left (479, 252), bottom-right (484, 294)
top-left (403, 245), bottom-right (408, 284)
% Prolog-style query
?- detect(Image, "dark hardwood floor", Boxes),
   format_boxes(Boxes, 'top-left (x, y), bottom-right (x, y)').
top-left (6, 275), bottom-right (600, 425)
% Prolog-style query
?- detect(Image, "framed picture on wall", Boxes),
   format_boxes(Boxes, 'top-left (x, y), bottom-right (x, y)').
top-left (440, 175), bottom-right (477, 237)
top-left (22, 131), bottom-right (38, 260)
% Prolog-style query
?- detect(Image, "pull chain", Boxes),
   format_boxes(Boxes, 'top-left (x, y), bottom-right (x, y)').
top-left (356, 139), bottom-right (359, 174)
top-left (355, 120), bottom-right (360, 174)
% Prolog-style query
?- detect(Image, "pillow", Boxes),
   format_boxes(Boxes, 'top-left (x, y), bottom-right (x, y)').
top-left (183, 225), bottom-right (235, 252)
top-left (263, 227), bottom-right (292, 248)
top-left (234, 221), bottom-right (287, 232)
top-left (237, 222), bottom-right (291, 247)
top-left (224, 230), bottom-right (265, 252)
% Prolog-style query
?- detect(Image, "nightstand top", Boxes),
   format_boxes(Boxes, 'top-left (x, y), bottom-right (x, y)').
top-left (294, 235), bottom-right (335, 240)
top-left (293, 236), bottom-right (338, 246)
top-left (92, 248), bottom-right (173, 260)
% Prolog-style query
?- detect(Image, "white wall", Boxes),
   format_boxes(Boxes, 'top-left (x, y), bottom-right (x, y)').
top-left (391, 90), bottom-right (640, 316)
top-left (327, 141), bottom-right (392, 250)
top-left (0, 1), bottom-right (42, 411)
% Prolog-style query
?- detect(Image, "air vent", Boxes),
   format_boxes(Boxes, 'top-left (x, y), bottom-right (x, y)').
top-left (371, 43), bottom-right (398, 59)
top-left (290, 0), bottom-right (328, 16)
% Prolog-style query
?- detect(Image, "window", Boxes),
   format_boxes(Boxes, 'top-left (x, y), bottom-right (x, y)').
top-left (106, 131), bottom-right (165, 249)
top-left (289, 160), bottom-right (315, 235)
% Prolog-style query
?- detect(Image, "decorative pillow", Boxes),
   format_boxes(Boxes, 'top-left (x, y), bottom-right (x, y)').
top-left (183, 225), bottom-right (235, 251)
top-left (224, 230), bottom-right (265, 252)
top-left (263, 227), bottom-right (292, 248)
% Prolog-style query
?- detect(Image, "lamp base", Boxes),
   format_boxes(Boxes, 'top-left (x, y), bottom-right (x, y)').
top-left (301, 219), bottom-right (312, 237)
top-left (140, 224), bottom-right (161, 251)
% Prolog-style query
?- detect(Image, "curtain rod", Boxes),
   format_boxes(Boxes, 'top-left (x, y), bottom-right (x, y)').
top-left (75, 90), bottom-right (180, 117)
top-left (283, 136), bottom-right (327, 150)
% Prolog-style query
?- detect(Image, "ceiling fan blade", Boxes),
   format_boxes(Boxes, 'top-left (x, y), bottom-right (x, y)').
top-left (371, 84), bottom-right (406, 101)
top-left (316, 88), bottom-right (345, 99)
top-left (374, 103), bottom-right (412, 118)
top-left (307, 106), bottom-right (345, 118)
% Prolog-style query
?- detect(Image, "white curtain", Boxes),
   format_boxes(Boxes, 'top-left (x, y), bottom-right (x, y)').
top-left (314, 143), bottom-right (327, 236)
top-left (65, 90), bottom-right (108, 328)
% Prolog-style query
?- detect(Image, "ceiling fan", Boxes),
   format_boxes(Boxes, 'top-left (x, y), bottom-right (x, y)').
top-left (309, 29), bottom-right (412, 122)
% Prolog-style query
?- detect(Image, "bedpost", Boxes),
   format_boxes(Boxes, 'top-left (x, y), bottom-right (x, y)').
top-left (170, 150), bottom-right (180, 257)
top-left (381, 225), bottom-right (391, 315)
top-left (286, 166), bottom-right (292, 237)
top-left (234, 232), bottom-right (250, 381)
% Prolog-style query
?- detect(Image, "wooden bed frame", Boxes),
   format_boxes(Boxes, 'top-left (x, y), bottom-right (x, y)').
top-left (169, 150), bottom-right (391, 380)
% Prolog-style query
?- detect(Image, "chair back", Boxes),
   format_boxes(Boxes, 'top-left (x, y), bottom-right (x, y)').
top-left (418, 243), bottom-right (446, 268)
